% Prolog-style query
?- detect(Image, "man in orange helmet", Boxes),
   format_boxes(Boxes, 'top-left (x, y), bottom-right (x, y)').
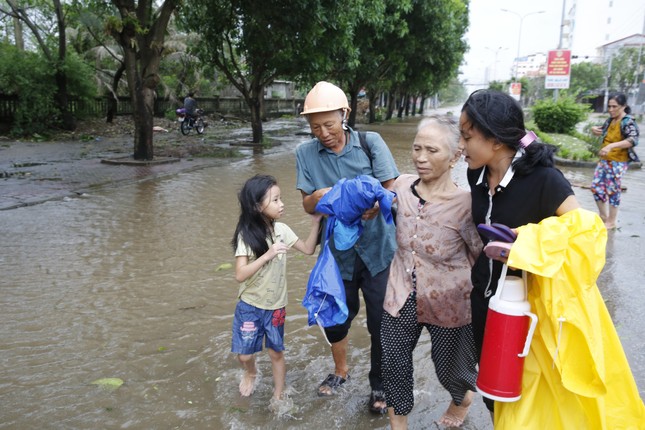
top-left (295, 81), bottom-right (399, 414)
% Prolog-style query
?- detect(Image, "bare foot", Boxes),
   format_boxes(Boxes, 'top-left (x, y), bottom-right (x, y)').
top-left (437, 391), bottom-right (473, 428)
top-left (239, 371), bottom-right (257, 397)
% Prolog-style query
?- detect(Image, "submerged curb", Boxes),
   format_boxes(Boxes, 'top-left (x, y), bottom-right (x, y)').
top-left (555, 156), bottom-right (642, 170)
top-left (100, 156), bottom-right (181, 166)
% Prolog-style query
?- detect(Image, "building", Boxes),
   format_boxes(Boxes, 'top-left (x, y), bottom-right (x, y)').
top-left (563, 0), bottom-right (644, 59)
top-left (515, 53), bottom-right (548, 78)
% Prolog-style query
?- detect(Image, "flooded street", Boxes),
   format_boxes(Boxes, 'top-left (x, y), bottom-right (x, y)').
top-left (1, 115), bottom-right (644, 429)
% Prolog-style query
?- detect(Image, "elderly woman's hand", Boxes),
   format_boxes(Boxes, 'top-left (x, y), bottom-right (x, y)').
top-left (362, 202), bottom-right (380, 220)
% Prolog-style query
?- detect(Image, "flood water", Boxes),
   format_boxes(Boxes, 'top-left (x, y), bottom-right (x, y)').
top-left (1, 115), bottom-right (644, 429)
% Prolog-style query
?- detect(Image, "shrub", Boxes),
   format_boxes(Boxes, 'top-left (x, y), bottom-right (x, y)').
top-left (531, 97), bottom-right (590, 134)
top-left (0, 43), bottom-right (96, 134)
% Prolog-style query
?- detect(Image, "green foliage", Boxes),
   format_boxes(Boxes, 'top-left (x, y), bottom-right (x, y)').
top-left (0, 43), bottom-right (58, 135)
top-left (527, 119), bottom-right (596, 161)
top-left (531, 97), bottom-right (590, 134)
top-left (568, 62), bottom-right (605, 96)
top-left (0, 41), bottom-right (97, 133)
top-left (525, 120), bottom-right (554, 145)
top-left (438, 78), bottom-right (467, 104)
top-left (63, 51), bottom-right (98, 117)
top-left (488, 81), bottom-right (505, 92)
top-left (609, 47), bottom-right (643, 93)
top-left (578, 121), bottom-right (603, 154)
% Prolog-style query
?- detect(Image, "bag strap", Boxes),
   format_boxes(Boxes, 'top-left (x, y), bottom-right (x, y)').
top-left (357, 131), bottom-right (373, 169)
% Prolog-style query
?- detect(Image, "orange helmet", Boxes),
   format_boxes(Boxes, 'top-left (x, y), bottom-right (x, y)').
top-left (300, 81), bottom-right (351, 116)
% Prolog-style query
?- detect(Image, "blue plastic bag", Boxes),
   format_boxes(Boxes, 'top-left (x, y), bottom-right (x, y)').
top-left (315, 175), bottom-right (395, 250)
top-left (302, 221), bottom-right (348, 328)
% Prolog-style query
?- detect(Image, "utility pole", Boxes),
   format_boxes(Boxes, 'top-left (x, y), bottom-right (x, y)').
top-left (554, 0), bottom-right (567, 101)
top-left (604, 53), bottom-right (613, 113)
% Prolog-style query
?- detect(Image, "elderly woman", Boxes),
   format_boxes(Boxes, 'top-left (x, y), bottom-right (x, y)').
top-left (381, 116), bottom-right (483, 429)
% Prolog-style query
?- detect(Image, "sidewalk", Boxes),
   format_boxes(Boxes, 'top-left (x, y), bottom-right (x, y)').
top-left (0, 137), bottom-right (229, 211)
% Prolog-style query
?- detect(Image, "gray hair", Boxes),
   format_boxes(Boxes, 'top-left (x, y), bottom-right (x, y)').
top-left (416, 115), bottom-right (460, 153)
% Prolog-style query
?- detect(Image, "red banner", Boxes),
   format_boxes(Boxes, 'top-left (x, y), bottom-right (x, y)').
top-left (545, 50), bottom-right (571, 89)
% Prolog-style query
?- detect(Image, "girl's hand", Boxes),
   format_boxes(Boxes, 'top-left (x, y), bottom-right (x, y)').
top-left (591, 126), bottom-right (603, 136)
top-left (268, 241), bottom-right (289, 260)
top-left (310, 213), bottom-right (323, 223)
top-left (483, 241), bottom-right (512, 263)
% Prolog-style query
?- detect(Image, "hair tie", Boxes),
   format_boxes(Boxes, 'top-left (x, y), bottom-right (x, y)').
top-left (520, 130), bottom-right (537, 148)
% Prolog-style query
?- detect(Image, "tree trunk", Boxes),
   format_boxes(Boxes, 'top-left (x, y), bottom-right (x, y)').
top-left (347, 85), bottom-right (359, 128)
top-left (368, 95), bottom-right (376, 124)
top-left (133, 86), bottom-right (156, 160)
top-left (107, 64), bottom-right (125, 123)
top-left (418, 95), bottom-right (426, 115)
top-left (54, 0), bottom-right (75, 131)
top-left (248, 84), bottom-right (264, 153)
top-left (386, 92), bottom-right (395, 120)
top-left (250, 102), bottom-right (263, 144)
top-left (111, 0), bottom-right (178, 161)
top-left (397, 94), bottom-right (405, 118)
top-left (13, 17), bottom-right (24, 50)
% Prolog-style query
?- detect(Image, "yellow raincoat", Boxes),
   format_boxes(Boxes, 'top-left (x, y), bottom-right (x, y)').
top-left (496, 208), bottom-right (645, 429)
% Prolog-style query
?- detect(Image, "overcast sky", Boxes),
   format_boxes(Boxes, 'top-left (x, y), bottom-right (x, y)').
top-left (460, 0), bottom-right (645, 90)
top-left (460, 0), bottom-right (570, 87)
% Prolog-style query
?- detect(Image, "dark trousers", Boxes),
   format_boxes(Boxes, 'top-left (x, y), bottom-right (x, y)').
top-left (324, 256), bottom-right (389, 391)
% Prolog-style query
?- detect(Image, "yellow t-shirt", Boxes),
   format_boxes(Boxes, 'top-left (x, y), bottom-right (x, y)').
top-left (235, 222), bottom-right (299, 309)
top-left (602, 120), bottom-right (628, 162)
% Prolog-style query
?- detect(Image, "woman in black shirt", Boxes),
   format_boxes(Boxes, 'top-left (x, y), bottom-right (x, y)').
top-left (458, 90), bottom-right (579, 414)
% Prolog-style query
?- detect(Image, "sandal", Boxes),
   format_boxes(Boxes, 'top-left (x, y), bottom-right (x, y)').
top-left (317, 373), bottom-right (349, 397)
top-left (368, 390), bottom-right (387, 414)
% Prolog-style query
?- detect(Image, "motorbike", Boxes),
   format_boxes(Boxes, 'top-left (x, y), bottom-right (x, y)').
top-left (176, 108), bottom-right (206, 135)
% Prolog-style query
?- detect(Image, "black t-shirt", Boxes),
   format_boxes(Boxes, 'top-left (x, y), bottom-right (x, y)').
top-left (467, 165), bottom-right (574, 298)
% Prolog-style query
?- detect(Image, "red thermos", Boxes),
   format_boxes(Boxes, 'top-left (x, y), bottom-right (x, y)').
top-left (476, 270), bottom-right (538, 402)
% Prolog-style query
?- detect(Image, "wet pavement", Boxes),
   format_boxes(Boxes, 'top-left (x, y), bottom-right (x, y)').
top-left (0, 132), bottom-right (236, 211)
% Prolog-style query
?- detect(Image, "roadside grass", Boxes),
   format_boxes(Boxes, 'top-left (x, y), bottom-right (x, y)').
top-left (549, 133), bottom-right (596, 161)
top-left (526, 120), bottom-right (597, 162)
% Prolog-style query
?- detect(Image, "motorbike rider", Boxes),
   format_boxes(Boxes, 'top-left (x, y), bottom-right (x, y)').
top-left (183, 92), bottom-right (197, 120)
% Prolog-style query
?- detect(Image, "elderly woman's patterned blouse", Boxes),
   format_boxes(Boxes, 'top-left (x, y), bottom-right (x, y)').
top-left (383, 174), bottom-right (483, 327)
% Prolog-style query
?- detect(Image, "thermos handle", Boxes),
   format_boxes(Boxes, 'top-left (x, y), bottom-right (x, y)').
top-left (518, 311), bottom-right (538, 357)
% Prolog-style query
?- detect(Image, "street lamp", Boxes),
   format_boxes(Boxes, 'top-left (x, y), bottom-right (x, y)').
top-left (485, 46), bottom-right (508, 82)
top-left (501, 9), bottom-right (546, 80)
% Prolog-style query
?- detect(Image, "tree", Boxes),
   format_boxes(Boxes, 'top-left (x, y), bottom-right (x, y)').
top-left (568, 62), bottom-right (605, 96)
top-left (325, 0), bottom-right (411, 126)
top-left (608, 47), bottom-right (643, 94)
top-left (106, 0), bottom-right (179, 160)
top-left (488, 80), bottom-right (505, 92)
top-left (1, 0), bottom-right (77, 130)
top-left (179, 0), bottom-right (356, 145)
top-left (375, 0), bottom-right (469, 121)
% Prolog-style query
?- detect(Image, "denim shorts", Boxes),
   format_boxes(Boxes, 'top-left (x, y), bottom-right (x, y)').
top-left (231, 300), bottom-right (286, 354)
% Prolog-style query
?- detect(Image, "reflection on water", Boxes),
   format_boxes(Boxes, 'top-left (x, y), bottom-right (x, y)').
top-left (1, 115), bottom-right (644, 429)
